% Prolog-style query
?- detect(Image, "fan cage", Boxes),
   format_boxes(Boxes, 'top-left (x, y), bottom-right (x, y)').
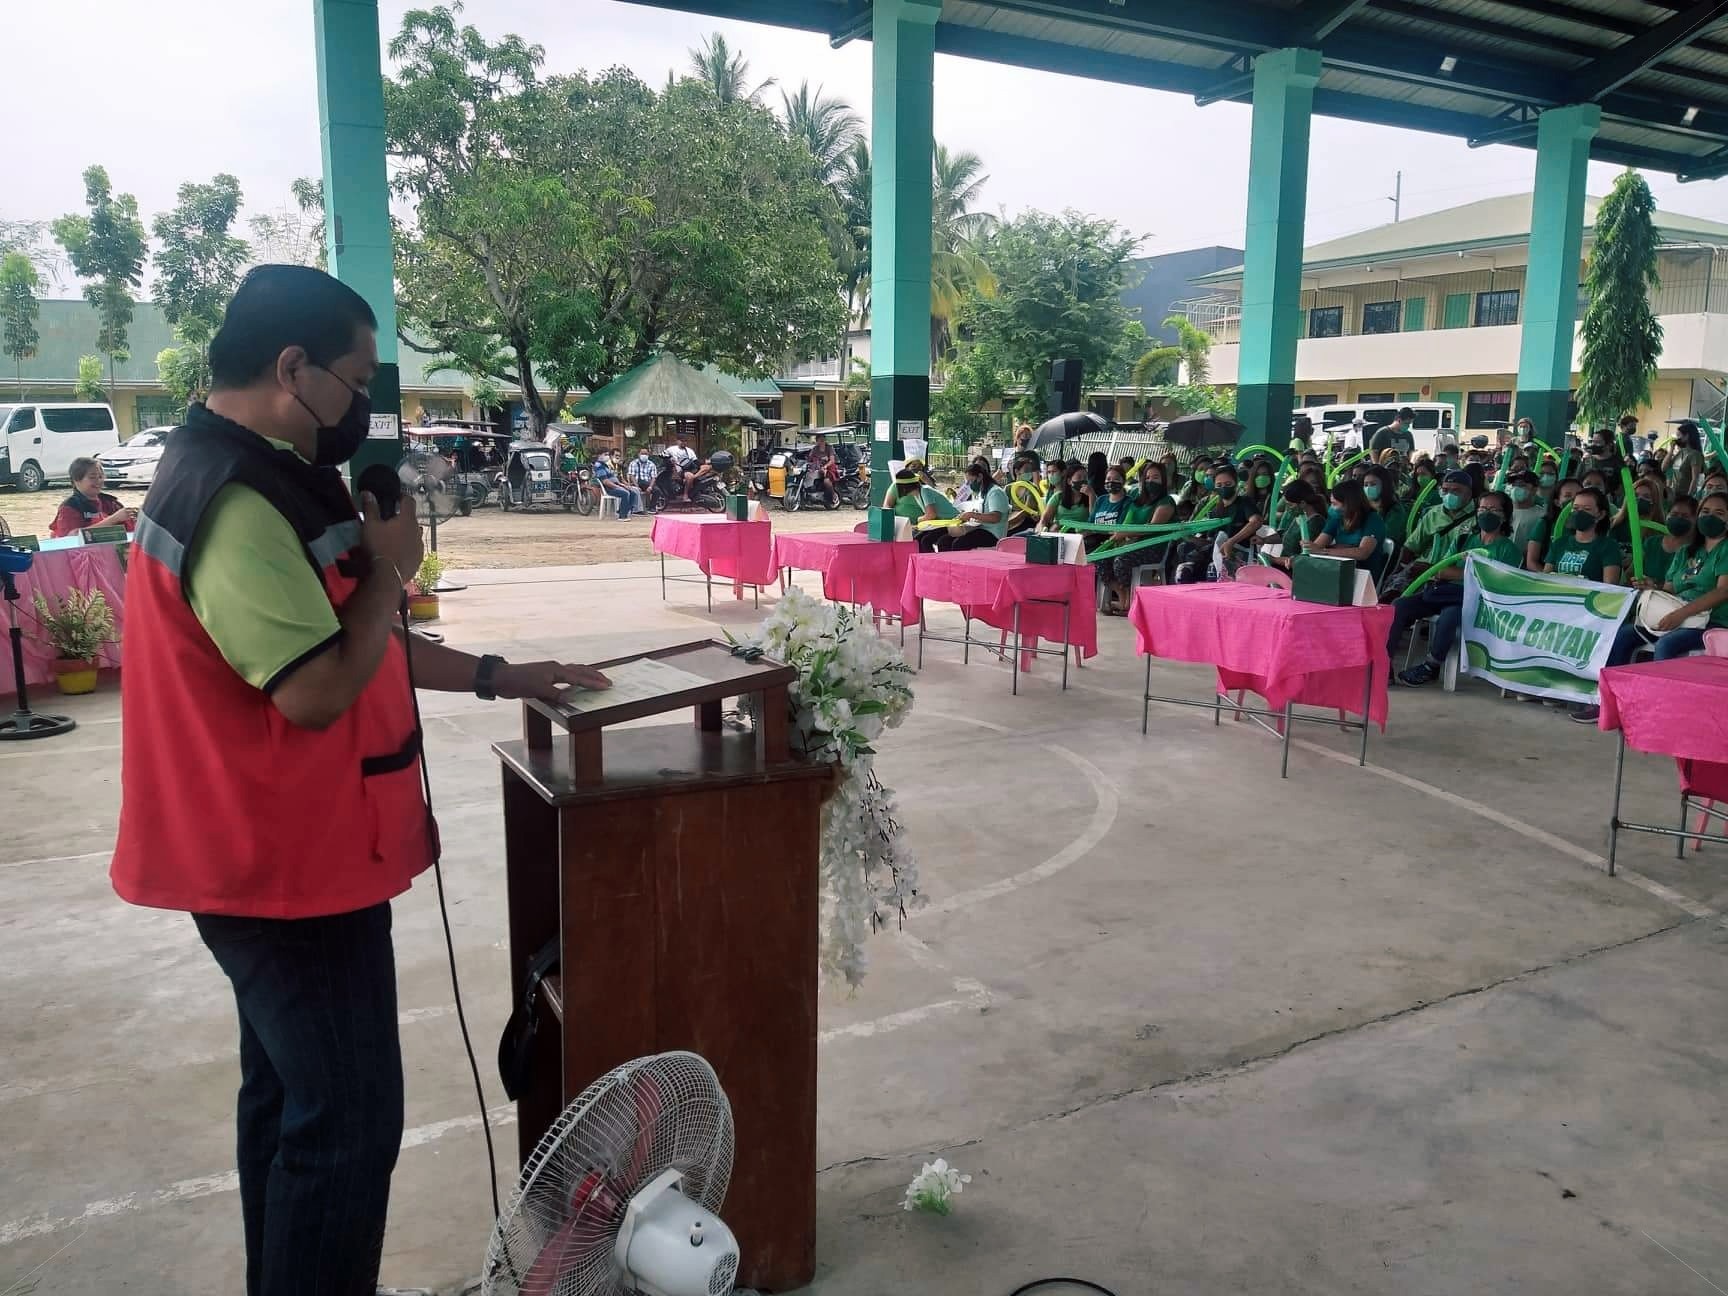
top-left (483, 1051), bottom-right (736, 1296)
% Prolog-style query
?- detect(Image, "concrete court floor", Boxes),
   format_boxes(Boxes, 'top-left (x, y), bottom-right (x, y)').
top-left (2, 558), bottom-right (1726, 1296)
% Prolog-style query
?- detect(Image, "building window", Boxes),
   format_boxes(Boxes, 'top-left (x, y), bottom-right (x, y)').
top-left (1475, 290), bottom-right (1521, 327)
top-left (418, 398), bottom-right (462, 423)
top-left (1442, 293), bottom-right (1471, 329)
top-left (133, 396), bottom-right (184, 432)
top-left (800, 394), bottom-right (813, 426)
top-left (1403, 298), bottom-right (1426, 332)
top-left (1308, 306), bottom-right (1343, 338)
top-left (1302, 394), bottom-right (1337, 407)
top-left (1465, 389), bottom-right (1512, 428)
top-left (1361, 301), bottom-right (1400, 335)
top-left (1356, 392), bottom-right (1395, 403)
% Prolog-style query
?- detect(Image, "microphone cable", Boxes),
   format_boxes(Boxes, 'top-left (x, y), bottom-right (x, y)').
top-left (399, 594), bottom-right (504, 1225)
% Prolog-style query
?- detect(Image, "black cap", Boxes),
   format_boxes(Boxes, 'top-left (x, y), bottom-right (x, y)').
top-left (1442, 469), bottom-right (1474, 489)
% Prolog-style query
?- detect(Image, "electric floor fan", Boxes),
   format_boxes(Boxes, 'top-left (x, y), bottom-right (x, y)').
top-left (482, 1051), bottom-right (741, 1296)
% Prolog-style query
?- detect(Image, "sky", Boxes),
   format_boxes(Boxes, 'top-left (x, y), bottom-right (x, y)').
top-left (11, 0), bottom-right (1728, 293)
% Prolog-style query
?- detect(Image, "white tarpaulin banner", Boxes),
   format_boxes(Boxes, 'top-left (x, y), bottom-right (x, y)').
top-left (1459, 555), bottom-right (1634, 701)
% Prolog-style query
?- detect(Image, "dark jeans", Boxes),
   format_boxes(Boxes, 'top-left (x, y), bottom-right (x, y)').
top-left (195, 903), bottom-right (404, 1296)
top-left (1387, 581), bottom-right (1465, 663)
top-left (934, 528), bottom-right (999, 553)
top-left (1605, 622), bottom-right (1707, 667)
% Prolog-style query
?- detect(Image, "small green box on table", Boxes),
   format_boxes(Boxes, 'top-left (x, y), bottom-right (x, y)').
top-left (725, 493), bottom-right (750, 521)
top-left (866, 507), bottom-right (899, 542)
top-left (1291, 554), bottom-right (1355, 606)
top-left (1024, 534), bottom-right (1061, 565)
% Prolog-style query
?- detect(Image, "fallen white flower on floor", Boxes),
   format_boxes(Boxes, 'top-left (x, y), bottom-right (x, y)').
top-left (902, 1158), bottom-right (972, 1215)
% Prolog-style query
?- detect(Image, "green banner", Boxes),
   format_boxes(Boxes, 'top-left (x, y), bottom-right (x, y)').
top-left (1460, 556), bottom-right (1633, 702)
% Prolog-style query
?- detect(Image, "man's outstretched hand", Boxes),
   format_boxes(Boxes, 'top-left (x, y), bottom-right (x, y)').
top-left (494, 660), bottom-right (611, 701)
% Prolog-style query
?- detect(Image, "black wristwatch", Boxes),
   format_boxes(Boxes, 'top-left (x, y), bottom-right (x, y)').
top-left (474, 654), bottom-right (506, 701)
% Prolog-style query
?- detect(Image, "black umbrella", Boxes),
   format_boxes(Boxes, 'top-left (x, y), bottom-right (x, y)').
top-left (1030, 410), bottom-right (1107, 450)
top-left (1162, 411), bottom-right (1244, 448)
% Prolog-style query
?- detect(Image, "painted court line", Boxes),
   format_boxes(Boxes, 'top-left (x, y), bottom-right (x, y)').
top-left (1287, 734), bottom-right (1725, 924)
top-left (0, 1105), bottom-right (518, 1249)
top-left (0, 1005), bottom-right (458, 1106)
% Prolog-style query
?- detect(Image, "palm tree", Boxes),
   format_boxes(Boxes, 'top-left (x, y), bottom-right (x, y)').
top-left (834, 138), bottom-right (873, 386)
top-left (781, 82), bottom-right (861, 184)
top-left (688, 32), bottom-right (773, 105)
top-left (929, 144), bottom-right (996, 370)
top-left (1131, 314), bottom-right (1214, 388)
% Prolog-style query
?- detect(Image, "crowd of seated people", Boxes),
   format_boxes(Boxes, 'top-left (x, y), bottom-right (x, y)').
top-left (939, 417), bottom-right (1728, 718)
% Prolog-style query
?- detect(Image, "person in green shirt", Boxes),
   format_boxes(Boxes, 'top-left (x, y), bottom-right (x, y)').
top-left (1394, 489), bottom-right (1522, 686)
top-left (1543, 487), bottom-right (1622, 585)
top-left (890, 469), bottom-right (934, 524)
top-left (1573, 490), bottom-right (1728, 723)
top-left (1040, 465), bottom-right (1094, 535)
top-left (1101, 463), bottom-right (1177, 613)
top-left (933, 461), bottom-right (1009, 551)
top-left (1266, 480), bottom-right (1327, 573)
top-left (1307, 479), bottom-right (1387, 566)
top-left (1521, 477), bottom-right (1579, 571)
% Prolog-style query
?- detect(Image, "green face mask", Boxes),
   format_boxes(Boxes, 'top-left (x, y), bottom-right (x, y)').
top-left (1512, 486), bottom-right (1533, 504)
top-left (1539, 473), bottom-right (1556, 488)
top-left (1363, 483), bottom-right (1382, 502)
top-left (1254, 474), bottom-right (1272, 489)
top-left (1442, 490), bottom-right (1466, 512)
top-left (1199, 473), bottom-right (1214, 490)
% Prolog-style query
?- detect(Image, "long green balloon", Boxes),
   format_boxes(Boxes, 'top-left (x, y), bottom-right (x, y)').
top-left (1400, 539), bottom-right (1469, 599)
top-left (1327, 450), bottom-right (1367, 487)
top-left (1550, 501), bottom-right (1575, 543)
top-left (1234, 444), bottom-right (1287, 465)
top-left (1408, 476), bottom-right (1437, 518)
top-left (1491, 444), bottom-right (1515, 493)
top-left (1700, 416), bottom-right (1728, 476)
top-left (1621, 466), bottom-right (1646, 582)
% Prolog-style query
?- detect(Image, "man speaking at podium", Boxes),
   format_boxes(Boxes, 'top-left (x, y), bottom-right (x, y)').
top-left (110, 265), bottom-right (607, 1296)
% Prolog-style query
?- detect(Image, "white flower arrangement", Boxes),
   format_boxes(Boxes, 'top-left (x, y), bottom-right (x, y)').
top-left (730, 588), bottom-right (919, 987)
top-left (902, 1158), bottom-right (972, 1215)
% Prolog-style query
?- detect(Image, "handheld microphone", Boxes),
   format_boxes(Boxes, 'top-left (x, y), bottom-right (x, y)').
top-left (357, 462), bottom-right (403, 521)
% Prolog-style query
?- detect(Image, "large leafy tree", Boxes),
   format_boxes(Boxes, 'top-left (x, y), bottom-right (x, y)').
top-left (1577, 169), bottom-right (1663, 431)
top-left (52, 166), bottom-right (149, 401)
top-left (248, 178), bottom-right (326, 270)
top-left (930, 144), bottom-right (996, 369)
top-left (960, 209), bottom-right (1142, 412)
top-left (153, 173), bottom-right (250, 402)
top-left (834, 138), bottom-right (873, 385)
top-left (1131, 314), bottom-right (1214, 387)
top-left (688, 32), bottom-right (773, 105)
top-left (781, 82), bottom-right (860, 184)
top-left (387, 7), bottom-right (842, 436)
top-left (2, 253), bottom-right (41, 397)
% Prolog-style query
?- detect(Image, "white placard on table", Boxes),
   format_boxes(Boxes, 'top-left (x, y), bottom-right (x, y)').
top-left (368, 413), bottom-right (400, 440)
top-left (557, 656), bottom-right (713, 715)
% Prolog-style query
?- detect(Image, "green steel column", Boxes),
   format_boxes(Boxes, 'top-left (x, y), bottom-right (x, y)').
top-left (1514, 104), bottom-right (1600, 442)
top-left (869, 0), bottom-right (940, 479)
top-left (315, 0), bottom-right (400, 478)
top-left (1235, 48), bottom-right (1321, 453)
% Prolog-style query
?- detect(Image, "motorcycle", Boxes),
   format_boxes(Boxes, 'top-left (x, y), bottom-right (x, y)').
top-left (644, 457), bottom-right (729, 514)
top-left (837, 462), bottom-right (872, 510)
top-left (783, 458), bottom-right (840, 512)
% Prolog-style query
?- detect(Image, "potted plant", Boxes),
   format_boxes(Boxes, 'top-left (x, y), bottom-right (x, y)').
top-left (408, 552), bottom-right (444, 621)
top-left (32, 588), bottom-right (115, 695)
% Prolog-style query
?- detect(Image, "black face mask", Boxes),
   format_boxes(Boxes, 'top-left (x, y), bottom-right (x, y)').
top-left (293, 366), bottom-right (372, 467)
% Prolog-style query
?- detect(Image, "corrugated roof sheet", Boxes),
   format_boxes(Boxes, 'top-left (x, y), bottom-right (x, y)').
top-left (1197, 191), bottom-right (1728, 281)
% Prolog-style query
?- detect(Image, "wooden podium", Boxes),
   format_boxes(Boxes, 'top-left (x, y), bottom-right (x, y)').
top-left (494, 640), bottom-right (834, 1292)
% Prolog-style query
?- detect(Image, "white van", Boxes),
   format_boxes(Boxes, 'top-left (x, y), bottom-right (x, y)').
top-left (1297, 401), bottom-right (1458, 459)
top-left (0, 402), bottom-right (121, 492)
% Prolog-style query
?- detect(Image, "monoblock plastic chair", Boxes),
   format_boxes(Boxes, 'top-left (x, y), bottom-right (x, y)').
top-left (1234, 565), bottom-right (1291, 590)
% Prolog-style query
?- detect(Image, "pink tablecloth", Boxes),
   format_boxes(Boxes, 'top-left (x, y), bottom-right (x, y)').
top-left (1599, 658), bottom-right (1728, 801)
top-left (1129, 582), bottom-right (1392, 727)
top-left (901, 549), bottom-right (1098, 660)
top-left (774, 533), bottom-right (916, 615)
top-left (2, 544), bottom-right (127, 696)
top-left (650, 515), bottom-right (777, 590)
